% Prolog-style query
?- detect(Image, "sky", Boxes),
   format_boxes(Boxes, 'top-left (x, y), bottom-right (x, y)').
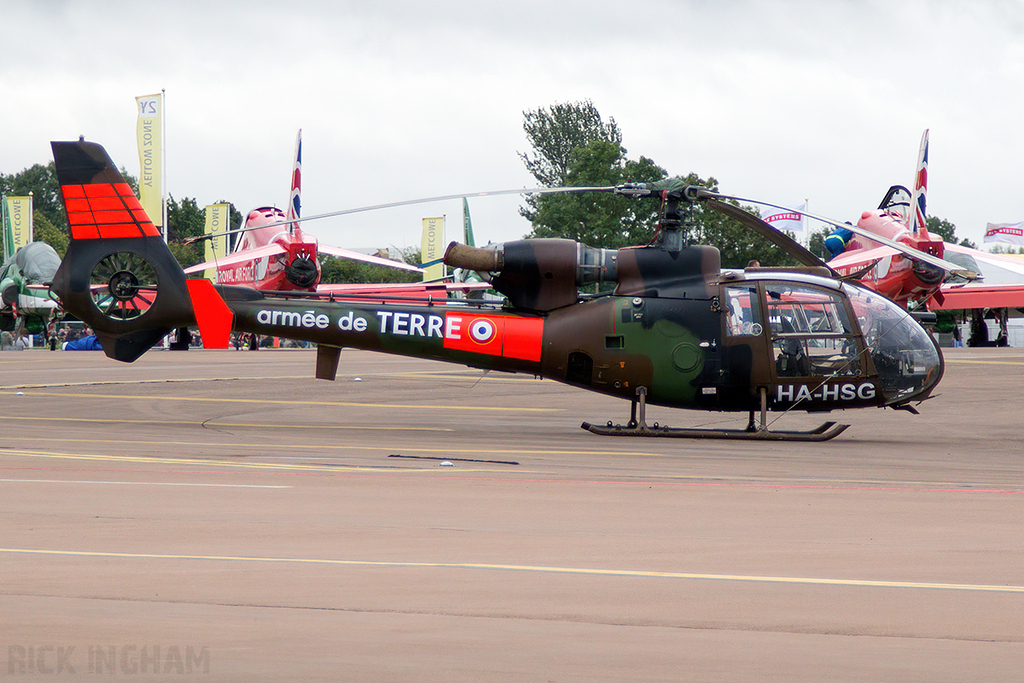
top-left (3, 0), bottom-right (1023, 253)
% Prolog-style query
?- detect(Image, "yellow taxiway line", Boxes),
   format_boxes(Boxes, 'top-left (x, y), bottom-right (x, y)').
top-left (2, 439), bottom-right (651, 465)
top-left (1, 414), bottom-right (453, 432)
top-left (0, 449), bottom-right (450, 473)
top-left (2, 547), bottom-right (1022, 593)
top-left (3, 390), bottom-right (558, 412)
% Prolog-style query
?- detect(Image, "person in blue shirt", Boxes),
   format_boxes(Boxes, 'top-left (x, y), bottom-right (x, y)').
top-left (824, 225), bottom-right (855, 259)
top-left (63, 327), bottom-right (103, 350)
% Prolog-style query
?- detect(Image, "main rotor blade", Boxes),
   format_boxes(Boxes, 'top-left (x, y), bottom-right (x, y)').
top-left (694, 190), bottom-right (838, 274)
top-left (184, 185), bottom-right (616, 245)
top-left (714, 193), bottom-right (978, 280)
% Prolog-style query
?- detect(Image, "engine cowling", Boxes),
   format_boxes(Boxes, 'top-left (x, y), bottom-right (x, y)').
top-left (444, 239), bottom-right (617, 311)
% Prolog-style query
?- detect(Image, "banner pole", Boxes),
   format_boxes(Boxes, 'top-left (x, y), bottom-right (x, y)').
top-left (161, 89), bottom-right (167, 243)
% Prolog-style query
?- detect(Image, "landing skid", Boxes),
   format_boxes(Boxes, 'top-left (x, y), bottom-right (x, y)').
top-left (580, 387), bottom-right (850, 442)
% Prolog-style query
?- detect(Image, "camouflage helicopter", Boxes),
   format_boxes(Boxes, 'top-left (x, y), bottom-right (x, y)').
top-left (49, 139), bottom-right (951, 441)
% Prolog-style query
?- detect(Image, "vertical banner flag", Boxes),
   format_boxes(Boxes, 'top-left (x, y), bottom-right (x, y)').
top-left (763, 203), bottom-right (806, 233)
top-left (135, 93), bottom-right (163, 229)
top-left (3, 195), bottom-right (33, 259)
top-left (421, 216), bottom-right (445, 281)
top-left (984, 222), bottom-right (1024, 246)
top-left (203, 203), bottom-right (230, 280)
top-left (462, 197), bottom-right (476, 247)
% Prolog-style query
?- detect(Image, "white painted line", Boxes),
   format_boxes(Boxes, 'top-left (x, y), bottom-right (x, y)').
top-left (0, 479), bottom-right (290, 488)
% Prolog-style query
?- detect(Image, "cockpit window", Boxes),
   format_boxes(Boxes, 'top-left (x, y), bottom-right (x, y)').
top-left (878, 185), bottom-right (912, 222)
top-left (764, 283), bottom-right (860, 377)
top-left (765, 284), bottom-right (854, 335)
top-left (724, 285), bottom-right (763, 336)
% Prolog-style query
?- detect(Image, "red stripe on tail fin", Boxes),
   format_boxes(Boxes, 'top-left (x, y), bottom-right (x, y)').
top-left (62, 182), bottom-right (160, 240)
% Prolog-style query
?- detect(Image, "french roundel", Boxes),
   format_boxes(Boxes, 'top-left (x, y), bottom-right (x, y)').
top-left (468, 318), bottom-right (497, 344)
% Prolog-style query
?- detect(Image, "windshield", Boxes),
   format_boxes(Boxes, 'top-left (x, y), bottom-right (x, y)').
top-left (843, 283), bottom-right (942, 404)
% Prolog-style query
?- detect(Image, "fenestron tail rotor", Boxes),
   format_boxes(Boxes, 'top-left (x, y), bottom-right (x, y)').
top-left (90, 251), bottom-right (159, 323)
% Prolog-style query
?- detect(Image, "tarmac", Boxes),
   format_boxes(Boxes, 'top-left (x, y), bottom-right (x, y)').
top-left (1, 345), bottom-right (1022, 681)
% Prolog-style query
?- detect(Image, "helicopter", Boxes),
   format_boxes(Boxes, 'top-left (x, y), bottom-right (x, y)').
top-left (48, 139), bottom-right (948, 441)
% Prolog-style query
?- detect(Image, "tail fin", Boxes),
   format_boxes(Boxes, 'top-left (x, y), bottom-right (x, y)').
top-left (287, 128), bottom-right (302, 234)
top-left (910, 129), bottom-right (929, 234)
top-left (50, 139), bottom-right (224, 361)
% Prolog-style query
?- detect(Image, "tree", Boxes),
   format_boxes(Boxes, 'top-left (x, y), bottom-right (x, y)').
top-left (519, 100), bottom-right (623, 222)
top-left (925, 215), bottom-right (976, 249)
top-left (521, 136), bottom-right (795, 267)
top-left (681, 178), bottom-right (798, 269)
top-left (926, 216), bottom-right (956, 242)
top-left (2, 163), bottom-right (67, 235)
top-left (517, 100), bottom-right (800, 266)
top-left (807, 227), bottom-right (830, 261)
top-left (3, 156), bottom-right (250, 270)
top-left (166, 195), bottom-right (206, 242)
top-left (163, 195), bottom-right (208, 268)
top-left (166, 196), bottom-right (244, 269)
top-left (526, 140), bottom-right (667, 248)
top-left (31, 210), bottom-right (68, 257)
top-left (520, 100), bottom-right (622, 186)
top-left (987, 244), bottom-right (1024, 254)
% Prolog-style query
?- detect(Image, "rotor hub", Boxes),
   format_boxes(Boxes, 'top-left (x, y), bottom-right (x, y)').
top-left (108, 270), bottom-right (141, 301)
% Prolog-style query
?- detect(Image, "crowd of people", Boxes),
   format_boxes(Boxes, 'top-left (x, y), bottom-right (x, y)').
top-left (3, 323), bottom-right (310, 352)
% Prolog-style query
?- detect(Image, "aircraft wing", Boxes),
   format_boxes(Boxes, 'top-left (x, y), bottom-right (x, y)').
top-left (943, 243), bottom-right (1024, 280)
top-left (931, 282), bottom-right (1024, 310)
top-left (182, 243), bottom-right (287, 275)
top-left (927, 242), bottom-right (1024, 310)
top-left (826, 244), bottom-right (901, 273)
top-left (317, 244), bottom-right (424, 273)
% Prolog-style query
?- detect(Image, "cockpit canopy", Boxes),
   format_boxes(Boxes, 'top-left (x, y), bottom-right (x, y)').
top-left (725, 275), bottom-right (943, 406)
top-left (878, 185), bottom-right (912, 222)
top-left (842, 282), bottom-right (942, 404)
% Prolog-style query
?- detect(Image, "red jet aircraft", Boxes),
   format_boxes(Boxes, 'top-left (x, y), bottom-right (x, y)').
top-left (802, 130), bottom-right (1024, 312)
top-left (183, 130), bottom-right (436, 297)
